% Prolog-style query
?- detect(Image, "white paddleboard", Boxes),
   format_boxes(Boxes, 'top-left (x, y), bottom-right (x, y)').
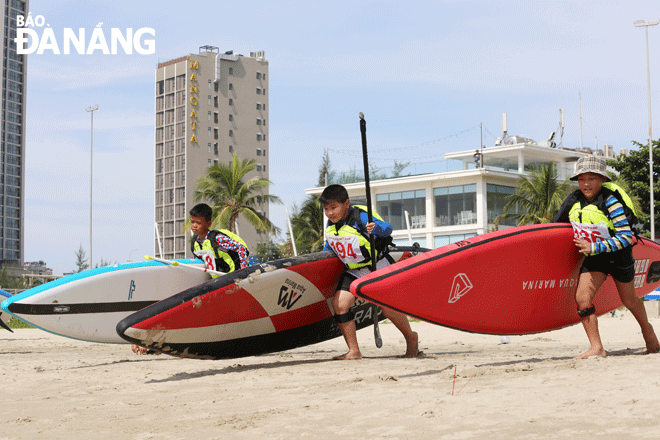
top-left (0, 259), bottom-right (211, 343)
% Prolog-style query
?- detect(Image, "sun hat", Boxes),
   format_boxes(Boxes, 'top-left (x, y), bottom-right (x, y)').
top-left (569, 155), bottom-right (611, 181)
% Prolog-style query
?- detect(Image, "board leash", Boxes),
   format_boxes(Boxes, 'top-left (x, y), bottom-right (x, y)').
top-left (359, 112), bottom-right (383, 349)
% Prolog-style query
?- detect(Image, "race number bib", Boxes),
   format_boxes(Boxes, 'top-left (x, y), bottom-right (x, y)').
top-left (194, 249), bottom-right (217, 272)
top-left (327, 235), bottom-right (363, 264)
top-left (570, 220), bottom-right (609, 244)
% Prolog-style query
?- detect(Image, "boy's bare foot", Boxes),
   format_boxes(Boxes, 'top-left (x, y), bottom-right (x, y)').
top-left (576, 347), bottom-right (607, 359)
top-left (642, 324), bottom-right (660, 354)
top-left (333, 351), bottom-right (362, 360)
top-left (403, 331), bottom-right (419, 358)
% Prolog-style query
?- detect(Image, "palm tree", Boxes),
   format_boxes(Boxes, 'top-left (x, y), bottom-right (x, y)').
top-left (193, 153), bottom-right (282, 234)
top-left (290, 195), bottom-right (325, 253)
top-left (497, 162), bottom-right (573, 225)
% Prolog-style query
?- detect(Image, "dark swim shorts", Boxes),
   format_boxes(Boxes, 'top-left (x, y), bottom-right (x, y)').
top-left (580, 246), bottom-right (635, 283)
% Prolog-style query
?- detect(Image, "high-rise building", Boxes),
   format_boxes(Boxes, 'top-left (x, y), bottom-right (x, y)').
top-left (155, 46), bottom-right (269, 259)
top-left (1, 0), bottom-right (28, 265)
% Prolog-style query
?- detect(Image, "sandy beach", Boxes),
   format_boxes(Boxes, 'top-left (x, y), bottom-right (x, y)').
top-left (2, 313), bottom-right (659, 440)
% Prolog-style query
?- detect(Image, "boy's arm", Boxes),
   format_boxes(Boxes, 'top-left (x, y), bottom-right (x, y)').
top-left (591, 195), bottom-right (633, 254)
top-left (358, 211), bottom-right (392, 237)
top-left (216, 234), bottom-right (250, 268)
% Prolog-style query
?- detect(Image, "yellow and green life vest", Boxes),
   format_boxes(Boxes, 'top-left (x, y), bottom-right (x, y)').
top-left (191, 229), bottom-right (249, 275)
top-left (325, 205), bottom-right (389, 270)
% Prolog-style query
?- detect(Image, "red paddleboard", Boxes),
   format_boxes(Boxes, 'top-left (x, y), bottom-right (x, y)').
top-left (351, 224), bottom-right (660, 335)
top-left (116, 247), bottom-right (425, 360)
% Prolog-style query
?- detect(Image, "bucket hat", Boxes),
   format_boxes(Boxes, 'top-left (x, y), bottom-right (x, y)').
top-left (569, 155), bottom-right (611, 181)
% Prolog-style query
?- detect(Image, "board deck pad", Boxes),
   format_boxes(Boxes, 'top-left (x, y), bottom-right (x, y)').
top-left (1, 259), bottom-right (210, 343)
top-left (116, 249), bottom-right (427, 360)
top-left (351, 224), bottom-right (660, 335)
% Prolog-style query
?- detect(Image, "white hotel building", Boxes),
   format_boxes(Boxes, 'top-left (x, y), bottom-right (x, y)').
top-left (306, 135), bottom-right (616, 249)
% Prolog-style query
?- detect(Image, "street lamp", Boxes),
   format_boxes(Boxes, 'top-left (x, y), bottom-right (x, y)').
top-left (634, 19), bottom-right (659, 241)
top-left (85, 104), bottom-right (98, 268)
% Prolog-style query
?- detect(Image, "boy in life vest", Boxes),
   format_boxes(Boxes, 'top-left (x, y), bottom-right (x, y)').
top-left (320, 184), bottom-right (418, 360)
top-left (132, 203), bottom-right (249, 355)
top-left (554, 155), bottom-right (659, 358)
top-left (189, 203), bottom-right (249, 274)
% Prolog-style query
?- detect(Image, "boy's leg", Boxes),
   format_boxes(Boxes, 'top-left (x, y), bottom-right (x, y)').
top-left (614, 279), bottom-right (660, 354)
top-left (332, 289), bottom-right (361, 360)
top-left (575, 271), bottom-right (607, 359)
top-left (381, 308), bottom-right (419, 357)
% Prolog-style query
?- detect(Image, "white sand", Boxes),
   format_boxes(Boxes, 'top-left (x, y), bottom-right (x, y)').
top-left (2, 314), bottom-right (659, 440)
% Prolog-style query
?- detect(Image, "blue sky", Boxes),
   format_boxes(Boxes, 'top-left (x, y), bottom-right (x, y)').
top-left (23, 0), bottom-right (660, 274)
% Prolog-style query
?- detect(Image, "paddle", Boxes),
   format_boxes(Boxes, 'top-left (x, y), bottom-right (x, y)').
top-left (144, 255), bottom-right (226, 277)
top-left (359, 112), bottom-right (383, 349)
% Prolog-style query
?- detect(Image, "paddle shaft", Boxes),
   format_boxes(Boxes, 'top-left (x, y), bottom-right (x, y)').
top-left (359, 112), bottom-right (382, 348)
top-left (145, 255), bottom-right (225, 277)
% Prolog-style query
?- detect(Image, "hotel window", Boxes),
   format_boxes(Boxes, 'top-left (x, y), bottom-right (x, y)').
top-left (263, 88), bottom-right (266, 95)
top-left (208, 111), bottom-right (211, 121)
top-left (214, 128), bottom-right (219, 140)
top-left (257, 134), bottom-right (262, 141)
top-left (208, 127), bottom-right (212, 137)
top-left (256, 148), bottom-right (262, 156)
top-left (256, 103), bottom-right (261, 110)
top-left (229, 83), bottom-right (233, 90)
top-left (229, 130), bottom-right (233, 137)
top-left (487, 184), bottom-right (518, 226)
top-left (434, 185), bottom-right (476, 227)
top-left (257, 164), bottom-right (262, 171)
top-left (256, 88), bottom-right (261, 95)
top-left (214, 143), bottom-right (219, 155)
top-left (208, 143), bottom-right (212, 153)
top-left (208, 95), bottom-right (212, 105)
top-left (376, 190), bottom-right (426, 230)
top-left (229, 67), bottom-right (233, 75)
top-left (256, 118), bottom-right (262, 125)
top-left (256, 72), bottom-right (261, 79)
top-left (208, 159), bottom-right (212, 167)
top-left (214, 82), bottom-right (219, 92)
top-left (208, 79), bottom-right (211, 89)
top-left (262, 73), bottom-right (266, 81)
top-left (176, 74), bottom-right (185, 89)
top-left (229, 145), bottom-right (234, 153)
top-left (214, 112), bottom-right (219, 123)
top-left (214, 96), bottom-right (218, 108)
top-left (229, 114), bottom-right (233, 121)
top-left (229, 98), bottom-right (233, 106)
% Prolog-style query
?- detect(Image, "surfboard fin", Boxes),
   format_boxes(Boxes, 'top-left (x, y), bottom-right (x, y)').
top-left (0, 316), bottom-right (13, 333)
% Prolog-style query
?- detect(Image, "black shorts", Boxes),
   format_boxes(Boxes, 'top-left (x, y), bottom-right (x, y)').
top-left (337, 271), bottom-right (358, 292)
top-left (580, 246), bottom-right (635, 283)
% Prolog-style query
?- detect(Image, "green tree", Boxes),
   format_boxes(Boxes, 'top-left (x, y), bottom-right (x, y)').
top-left (253, 238), bottom-right (285, 263)
top-left (317, 149), bottom-right (337, 187)
top-left (75, 244), bottom-right (89, 273)
top-left (607, 140), bottom-right (659, 235)
top-left (390, 160), bottom-right (410, 178)
top-left (290, 195), bottom-right (325, 254)
top-left (0, 268), bottom-right (24, 289)
top-left (194, 153), bottom-right (282, 234)
top-left (497, 163), bottom-right (573, 225)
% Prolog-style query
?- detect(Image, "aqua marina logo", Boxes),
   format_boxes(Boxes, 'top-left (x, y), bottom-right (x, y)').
top-left (15, 13), bottom-right (155, 55)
